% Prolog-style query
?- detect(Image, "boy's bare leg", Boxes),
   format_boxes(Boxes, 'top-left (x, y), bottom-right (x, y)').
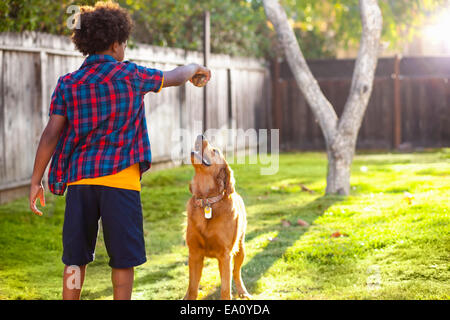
top-left (112, 267), bottom-right (134, 300)
top-left (63, 265), bottom-right (86, 300)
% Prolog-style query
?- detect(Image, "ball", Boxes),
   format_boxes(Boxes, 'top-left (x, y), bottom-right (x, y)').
top-left (191, 74), bottom-right (207, 87)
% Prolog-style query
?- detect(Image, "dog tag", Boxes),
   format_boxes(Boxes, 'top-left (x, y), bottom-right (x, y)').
top-left (204, 206), bottom-right (212, 219)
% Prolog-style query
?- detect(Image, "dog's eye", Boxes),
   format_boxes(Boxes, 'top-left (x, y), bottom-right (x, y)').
top-left (213, 149), bottom-right (219, 155)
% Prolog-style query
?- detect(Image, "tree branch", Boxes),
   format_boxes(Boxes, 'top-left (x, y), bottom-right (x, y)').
top-left (263, 0), bottom-right (338, 145)
top-left (333, 0), bottom-right (383, 150)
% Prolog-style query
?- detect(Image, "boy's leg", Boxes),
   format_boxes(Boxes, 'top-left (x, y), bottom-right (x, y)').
top-left (63, 264), bottom-right (87, 300)
top-left (99, 186), bottom-right (147, 300)
top-left (112, 267), bottom-right (134, 300)
top-left (62, 185), bottom-right (101, 300)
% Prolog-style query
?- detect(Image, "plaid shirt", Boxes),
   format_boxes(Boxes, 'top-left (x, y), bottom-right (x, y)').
top-left (47, 54), bottom-right (163, 195)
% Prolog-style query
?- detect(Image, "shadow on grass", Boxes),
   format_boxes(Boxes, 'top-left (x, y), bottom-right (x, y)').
top-left (82, 261), bottom-right (182, 300)
top-left (203, 195), bottom-right (341, 300)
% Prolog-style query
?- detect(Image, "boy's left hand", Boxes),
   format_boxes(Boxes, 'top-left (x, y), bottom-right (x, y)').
top-left (29, 183), bottom-right (46, 216)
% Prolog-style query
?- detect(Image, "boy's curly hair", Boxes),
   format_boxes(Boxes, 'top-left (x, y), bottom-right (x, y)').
top-left (72, 1), bottom-right (133, 56)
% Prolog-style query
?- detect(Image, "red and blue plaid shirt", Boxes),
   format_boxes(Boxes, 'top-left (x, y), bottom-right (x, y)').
top-left (48, 54), bottom-right (163, 195)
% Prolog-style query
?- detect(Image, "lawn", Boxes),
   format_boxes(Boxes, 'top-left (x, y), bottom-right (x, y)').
top-left (0, 150), bottom-right (449, 300)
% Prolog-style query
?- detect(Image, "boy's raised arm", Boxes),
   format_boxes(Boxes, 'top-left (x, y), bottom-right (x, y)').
top-left (163, 63), bottom-right (211, 88)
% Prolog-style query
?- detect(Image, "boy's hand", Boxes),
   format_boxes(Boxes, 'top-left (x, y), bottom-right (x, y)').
top-left (162, 64), bottom-right (211, 88)
top-left (189, 65), bottom-right (211, 87)
top-left (28, 114), bottom-right (65, 217)
top-left (29, 183), bottom-right (45, 216)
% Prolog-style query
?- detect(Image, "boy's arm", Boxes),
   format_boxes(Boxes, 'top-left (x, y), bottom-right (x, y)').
top-left (163, 63), bottom-right (211, 88)
top-left (29, 114), bottom-right (67, 216)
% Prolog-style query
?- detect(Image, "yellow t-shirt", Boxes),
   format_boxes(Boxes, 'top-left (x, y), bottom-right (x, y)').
top-left (67, 163), bottom-right (141, 191)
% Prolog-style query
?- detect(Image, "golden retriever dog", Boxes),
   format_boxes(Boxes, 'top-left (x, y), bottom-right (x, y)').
top-left (184, 134), bottom-right (251, 300)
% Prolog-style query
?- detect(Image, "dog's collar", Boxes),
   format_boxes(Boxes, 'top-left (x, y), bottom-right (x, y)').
top-left (194, 191), bottom-right (225, 208)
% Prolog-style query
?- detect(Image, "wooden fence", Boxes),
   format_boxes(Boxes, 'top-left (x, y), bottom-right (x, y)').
top-left (0, 32), bottom-right (271, 203)
top-left (1, 32), bottom-right (449, 204)
top-left (271, 56), bottom-right (450, 150)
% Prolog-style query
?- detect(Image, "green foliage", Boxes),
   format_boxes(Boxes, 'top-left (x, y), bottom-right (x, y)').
top-left (282, 0), bottom-right (448, 57)
top-left (0, 0), bottom-right (96, 34)
top-left (0, 0), bottom-right (273, 58)
top-left (123, 0), bottom-right (273, 57)
top-left (0, 0), bottom-right (448, 58)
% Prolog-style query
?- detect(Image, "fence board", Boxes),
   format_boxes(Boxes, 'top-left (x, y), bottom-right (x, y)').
top-left (3, 51), bottom-right (42, 184)
top-left (401, 78), bottom-right (450, 148)
top-left (0, 50), bottom-right (4, 185)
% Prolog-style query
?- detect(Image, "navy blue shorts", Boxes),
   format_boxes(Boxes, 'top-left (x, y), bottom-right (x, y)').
top-left (62, 185), bottom-right (146, 268)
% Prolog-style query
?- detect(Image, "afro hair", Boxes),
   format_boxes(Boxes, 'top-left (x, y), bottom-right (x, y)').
top-left (71, 1), bottom-right (133, 56)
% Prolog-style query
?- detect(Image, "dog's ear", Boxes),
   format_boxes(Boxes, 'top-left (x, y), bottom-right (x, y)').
top-left (189, 181), bottom-right (193, 194)
top-left (218, 164), bottom-right (235, 195)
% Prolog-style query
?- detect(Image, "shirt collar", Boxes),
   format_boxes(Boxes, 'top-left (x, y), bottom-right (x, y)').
top-left (80, 54), bottom-right (117, 69)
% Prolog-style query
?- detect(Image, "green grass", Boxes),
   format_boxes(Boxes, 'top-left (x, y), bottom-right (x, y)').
top-left (0, 150), bottom-right (449, 300)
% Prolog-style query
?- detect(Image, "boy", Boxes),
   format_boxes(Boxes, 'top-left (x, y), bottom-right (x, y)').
top-left (28, 1), bottom-right (210, 300)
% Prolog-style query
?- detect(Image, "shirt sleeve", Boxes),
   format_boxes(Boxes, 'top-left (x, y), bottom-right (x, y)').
top-left (136, 65), bottom-right (164, 94)
top-left (48, 77), bottom-right (67, 117)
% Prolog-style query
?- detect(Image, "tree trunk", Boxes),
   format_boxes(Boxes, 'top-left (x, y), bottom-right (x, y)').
top-left (326, 151), bottom-right (352, 195)
top-left (326, 140), bottom-right (355, 195)
top-left (263, 0), bottom-right (382, 195)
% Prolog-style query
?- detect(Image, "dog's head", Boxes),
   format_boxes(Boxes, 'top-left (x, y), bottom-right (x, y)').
top-left (190, 134), bottom-right (235, 195)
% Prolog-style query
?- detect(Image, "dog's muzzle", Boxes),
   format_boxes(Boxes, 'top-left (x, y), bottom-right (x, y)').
top-left (191, 151), bottom-right (211, 166)
top-left (192, 134), bottom-right (211, 166)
